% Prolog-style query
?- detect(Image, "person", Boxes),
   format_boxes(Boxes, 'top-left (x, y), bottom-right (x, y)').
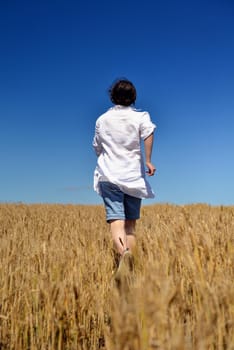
top-left (93, 78), bottom-right (156, 271)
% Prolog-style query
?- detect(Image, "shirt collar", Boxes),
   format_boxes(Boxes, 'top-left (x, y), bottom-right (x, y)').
top-left (110, 105), bottom-right (134, 111)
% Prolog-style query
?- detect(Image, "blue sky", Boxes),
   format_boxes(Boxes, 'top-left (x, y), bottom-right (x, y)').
top-left (1, 0), bottom-right (234, 205)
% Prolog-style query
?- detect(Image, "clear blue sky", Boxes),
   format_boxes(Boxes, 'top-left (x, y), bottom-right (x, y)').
top-left (1, 0), bottom-right (234, 205)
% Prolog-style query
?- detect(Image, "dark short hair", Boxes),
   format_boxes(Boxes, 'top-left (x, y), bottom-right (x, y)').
top-left (109, 79), bottom-right (136, 106)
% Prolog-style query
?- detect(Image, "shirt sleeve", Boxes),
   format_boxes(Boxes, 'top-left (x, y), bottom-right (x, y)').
top-left (139, 112), bottom-right (156, 140)
top-left (92, 121), bottom-right (102, 156)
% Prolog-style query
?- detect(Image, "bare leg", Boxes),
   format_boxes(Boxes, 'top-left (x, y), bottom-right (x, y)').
top-left (113, 219), bottom-right (137, 281)
top-left (125, 219), bottom-right (136, 252)
top-left (110, 219), bottom-right (137, 255)
top-left (109, 219), bottom-right (128, 255)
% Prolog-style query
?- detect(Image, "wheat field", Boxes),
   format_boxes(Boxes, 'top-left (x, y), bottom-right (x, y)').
top-left (0, 203), bottom-right (233, 349)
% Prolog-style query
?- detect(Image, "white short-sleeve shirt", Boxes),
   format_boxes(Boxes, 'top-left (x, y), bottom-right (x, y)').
top-left (93, 105), bottom-right (156, 198)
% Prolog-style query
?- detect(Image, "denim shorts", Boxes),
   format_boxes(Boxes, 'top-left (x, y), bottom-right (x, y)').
top-left (99, 181), bottom-right (142, 222)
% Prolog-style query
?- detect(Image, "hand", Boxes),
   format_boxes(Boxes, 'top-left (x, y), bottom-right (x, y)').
top-left (146, 162), bottom-right (156, 176)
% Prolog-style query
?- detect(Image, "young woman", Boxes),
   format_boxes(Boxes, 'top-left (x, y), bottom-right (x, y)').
top-left (93, 79), bottom-right (156, 271)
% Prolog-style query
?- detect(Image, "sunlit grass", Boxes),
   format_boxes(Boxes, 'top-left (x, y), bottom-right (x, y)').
top-left (0, 203), bottom-right (233, 349)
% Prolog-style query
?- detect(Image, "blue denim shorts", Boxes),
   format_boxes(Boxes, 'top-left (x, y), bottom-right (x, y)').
top-left (99, 181), bottom-right (142, 222)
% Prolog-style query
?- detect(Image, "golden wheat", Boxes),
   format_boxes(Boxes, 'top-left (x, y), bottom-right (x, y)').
top-left (0, 203), bottom-right (233, 349)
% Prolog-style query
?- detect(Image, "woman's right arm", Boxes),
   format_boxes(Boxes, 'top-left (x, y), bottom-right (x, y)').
top-left (144, 133), bottom-right (156, 176)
